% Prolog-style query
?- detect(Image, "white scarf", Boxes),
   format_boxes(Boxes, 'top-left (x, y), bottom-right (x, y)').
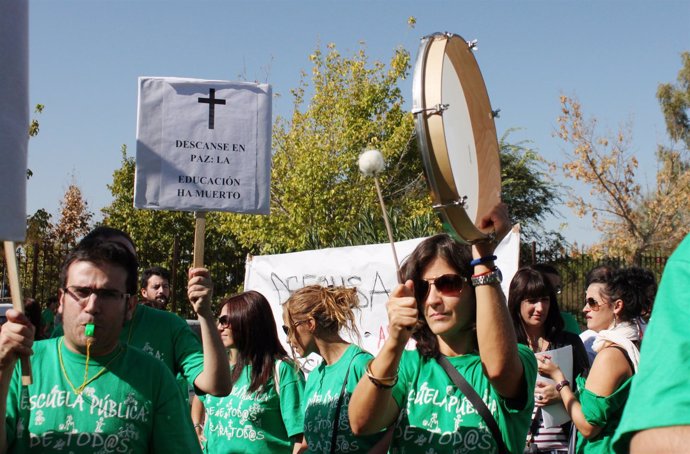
top-left (592, 321), bottom-right (641, 373)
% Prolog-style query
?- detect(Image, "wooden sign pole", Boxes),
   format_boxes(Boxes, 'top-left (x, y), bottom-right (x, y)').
top-left (193, 212), bottom-right (206, 268)
top-left (3, 241), bottom-right (32, 385)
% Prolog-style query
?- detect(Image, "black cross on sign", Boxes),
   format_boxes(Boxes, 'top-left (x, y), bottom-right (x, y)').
top-left (198, 88), bottom-right (226, 129)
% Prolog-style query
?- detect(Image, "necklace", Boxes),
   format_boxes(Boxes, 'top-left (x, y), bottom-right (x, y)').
top-left (58, 337), bottom-right (124, 395)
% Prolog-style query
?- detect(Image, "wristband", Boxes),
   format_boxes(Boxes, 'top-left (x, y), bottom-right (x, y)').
top-left (555, 380), bottom-right (570, 392)
top-left (470, 255), bottom-right (497, 267)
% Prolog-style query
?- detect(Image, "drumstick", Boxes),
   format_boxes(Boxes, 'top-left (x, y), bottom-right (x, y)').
top-left (358, 150), bottom-right (403, 284)
top-left (3, 241), bottom-right (33, 385)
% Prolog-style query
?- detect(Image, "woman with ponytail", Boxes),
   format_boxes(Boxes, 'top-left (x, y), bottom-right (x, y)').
top-left (283, 285), bottom-right (386, 453)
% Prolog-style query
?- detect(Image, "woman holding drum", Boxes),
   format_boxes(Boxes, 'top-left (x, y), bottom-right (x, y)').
top-left (349, 203), bottom-right (537, 453)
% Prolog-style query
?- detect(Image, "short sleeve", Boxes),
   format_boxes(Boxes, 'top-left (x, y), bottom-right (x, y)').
top-left (277, 360), bottom-right (306, 438)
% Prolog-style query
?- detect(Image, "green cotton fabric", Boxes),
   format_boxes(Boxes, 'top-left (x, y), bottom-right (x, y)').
top-left (121, 304), bottom-right (205, 390)
top-left (199, 359), bottom-right (305, 453)
top-left (575, 374), bottom-right (632, 454)
top-left (303, 344), bottom-right (384, 453)
top-left (612, 234), bottom-right (690, 453)
top-left (4, 337), bottom-right (201, 453)
top-left (389, 344), bottom-right (537, 454)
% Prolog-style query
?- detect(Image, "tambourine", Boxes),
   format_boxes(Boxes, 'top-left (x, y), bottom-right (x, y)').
top-left (412, 32), bottom-right (502, 244)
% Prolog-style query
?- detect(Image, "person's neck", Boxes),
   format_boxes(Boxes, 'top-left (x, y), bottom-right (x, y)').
top-left (437, 329), bottom-right (475, 357)
top-left (228, 348), bottom-right (239, 366)
top-left (314, 335), bottom-right (350, 365)
top-left (525, 324), bottom-right (546, 352)
top-left (63, 338), bottom-right (120, 357)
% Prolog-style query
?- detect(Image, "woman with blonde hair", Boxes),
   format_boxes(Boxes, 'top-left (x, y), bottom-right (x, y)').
top-left (283, 285), bottom-right (386, 453)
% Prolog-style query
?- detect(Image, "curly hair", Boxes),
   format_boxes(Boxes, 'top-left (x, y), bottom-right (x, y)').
top-left (284, 285), bottom-right (362, 344)
top-left (399, 233), bottom-right (474, 358)
top-left (602, 267), bottom-right (657, 322)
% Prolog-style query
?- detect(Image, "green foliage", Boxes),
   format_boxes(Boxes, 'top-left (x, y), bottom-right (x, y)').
top-left (101, 146), bottom-right (245, 314)
top-left (499, 130), bottom-right (563, 244)
top-left (218, 42), bottom-right (427, 254)
top-left (25, 209), bottom-right (53, 245)
top-left (657, 51), bottom-right (690, 150)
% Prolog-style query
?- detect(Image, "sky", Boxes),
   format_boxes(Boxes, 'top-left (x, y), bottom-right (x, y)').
top-left (26, 0), bottom-right (690, 247)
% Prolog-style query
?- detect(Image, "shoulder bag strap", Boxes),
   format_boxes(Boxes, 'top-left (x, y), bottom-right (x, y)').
top-left (436, 356), bottom-right (510, 454)
top-left (329, 351), bottom-right (366, 454)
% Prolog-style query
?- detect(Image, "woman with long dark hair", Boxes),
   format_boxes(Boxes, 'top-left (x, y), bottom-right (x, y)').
top-left (538, 267), bottom-right (656, 454)
top-left (349, 204), bottom-right (537, 453)
top-left (507, 267), bottom-right (589, 453)
top-left (192, 291), bottom-right (306, 453)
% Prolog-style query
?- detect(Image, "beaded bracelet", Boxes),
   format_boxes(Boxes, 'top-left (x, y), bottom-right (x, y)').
top-left (470, 255), bottom-right (497, 267)
top-left (365, 361), bottom-right (398, 389)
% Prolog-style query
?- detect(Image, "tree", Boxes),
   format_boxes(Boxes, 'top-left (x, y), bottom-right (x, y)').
top-left (498, 130), bottom-right (563, 251)
top-left (557, 53), bottom-right (690, 262)
top-left (102, 146), bottom-right (245, 312)
top-left (53, 181), bottom-right (93, 248)
top-left (217, 42), bottom-right (426, 254)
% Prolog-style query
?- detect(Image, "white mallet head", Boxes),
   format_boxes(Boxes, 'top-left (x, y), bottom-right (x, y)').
top-left (358, 149), bottom-right (385, 177)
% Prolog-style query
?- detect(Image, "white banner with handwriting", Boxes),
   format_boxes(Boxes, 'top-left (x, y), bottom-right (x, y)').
top-left (245, 226), bottom-right (520, 357)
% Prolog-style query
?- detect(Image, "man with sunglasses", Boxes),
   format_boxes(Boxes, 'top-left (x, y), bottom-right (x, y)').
top-left (0, 240), bottom-right (202, 453)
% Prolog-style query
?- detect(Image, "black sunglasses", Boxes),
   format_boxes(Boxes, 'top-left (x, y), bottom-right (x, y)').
top-left (217, 315), bottom-right (230, 328)
top-left (282, 320), bottom-right (307, 336)
top-left (415, 274), bottom-right (467, 302)
top-left (584, 297), bottom-right (604, 311)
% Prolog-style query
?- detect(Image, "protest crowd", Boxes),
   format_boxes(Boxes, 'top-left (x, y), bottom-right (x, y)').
top-left (1, 208), bottom-right (689, 454)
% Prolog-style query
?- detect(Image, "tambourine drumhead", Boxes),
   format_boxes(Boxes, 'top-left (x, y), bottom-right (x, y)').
top-left (412, 33), bottom-right (501, 244)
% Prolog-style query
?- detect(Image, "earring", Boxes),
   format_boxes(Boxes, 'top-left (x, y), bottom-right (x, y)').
top-left (613, 314), bottom-right (618, 328)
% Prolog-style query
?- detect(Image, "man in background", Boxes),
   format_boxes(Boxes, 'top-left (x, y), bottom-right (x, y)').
top-left (140, 266), bottom-right (171, 310)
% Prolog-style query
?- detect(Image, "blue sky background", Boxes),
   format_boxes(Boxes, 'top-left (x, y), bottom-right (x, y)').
top-left (27, 0), bottom-right (690, 246)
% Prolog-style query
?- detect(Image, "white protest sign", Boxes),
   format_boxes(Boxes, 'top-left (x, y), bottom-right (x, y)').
top-left (244, 227), bottom-right (520, 357)
top-left (0, 1), bottom-right (29, 241)
top-left (134, 77), bottom-right (271, 213)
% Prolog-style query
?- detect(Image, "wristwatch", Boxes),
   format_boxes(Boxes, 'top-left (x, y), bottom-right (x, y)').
top-left (471, 266), bottom-right (503, 287)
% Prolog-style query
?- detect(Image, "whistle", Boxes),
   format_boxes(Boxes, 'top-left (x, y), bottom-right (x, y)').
top-left (85, 323), bottom-right (95, 337)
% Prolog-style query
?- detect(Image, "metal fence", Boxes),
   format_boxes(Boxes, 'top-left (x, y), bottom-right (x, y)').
top-left (526, 244), bottom-right (668, 328)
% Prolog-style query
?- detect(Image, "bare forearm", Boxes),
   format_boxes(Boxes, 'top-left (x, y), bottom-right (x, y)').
top-left (349, 340), bottom-right (402, 435)
top-left (194, 310), bottom-right (231, 396)
top-left (475, 281), bottom-right (522, 396)
top-left (631, 427), bottom-right (690, 453)
top-left (552, 371), bottom-right (601, 439)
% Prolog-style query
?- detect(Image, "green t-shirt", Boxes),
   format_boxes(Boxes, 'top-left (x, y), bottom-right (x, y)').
top-left (389, 344), bottom-right (537, 454)
top-left (303, 344), bottom-right (384, 453)
top-left (40, 308), bottom-right (55, 332)
top-left (199, 359), bottom-right (305, 453)
top-left (612, 234), bottom-right (690, 453)
top-left (4, 337), bottom-right (201, 453)
top-left (121, 304), bottom-right (204, 389)
top-left (575, 374), bottom-right (632, 454)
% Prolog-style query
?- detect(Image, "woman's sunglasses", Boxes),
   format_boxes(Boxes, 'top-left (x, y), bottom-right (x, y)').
top-left (415, 274), bottom-right (467, 302)
top-left (282, 320), bottom-right (307, 335)
top-left (584, 297), bottom-right (604, 311)
top-left (217, 315), bottom-right (230, 328)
